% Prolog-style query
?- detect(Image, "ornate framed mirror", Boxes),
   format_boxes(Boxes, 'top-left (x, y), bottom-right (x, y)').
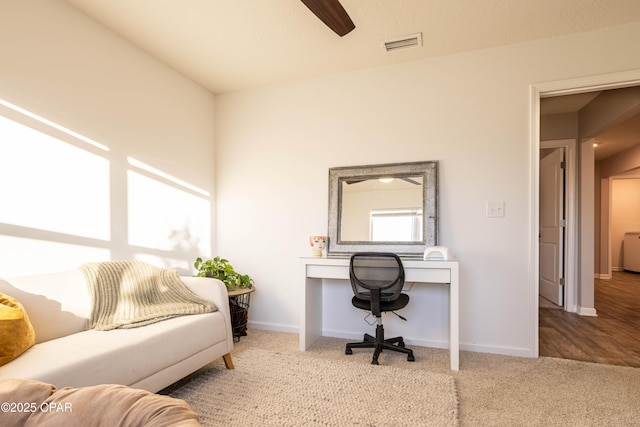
top-left (328, 161), bottom-right (438, 256)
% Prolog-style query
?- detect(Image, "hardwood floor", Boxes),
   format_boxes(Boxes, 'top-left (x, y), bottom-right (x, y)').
top-left (539, 271), bottom-right (640, 367)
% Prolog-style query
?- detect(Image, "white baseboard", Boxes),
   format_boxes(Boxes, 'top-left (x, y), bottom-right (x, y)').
top-left (577, 307), bottom-right (598, 317)
top-left (247, 321), bottom-right (298, 334)
top-left (322, 328), bottom-right (451, 350)
top-left (325, 329), bottom-right (535, 358)
top-left (248, 323), bottom-right (535, 359)
top-left (459, 342), bottom-right (535, 358)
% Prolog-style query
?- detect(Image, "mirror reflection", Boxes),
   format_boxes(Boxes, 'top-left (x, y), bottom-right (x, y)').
top-left (340, 176), bottom-right (423, 242)
top-left (328, 161), bottom-right (438, 256)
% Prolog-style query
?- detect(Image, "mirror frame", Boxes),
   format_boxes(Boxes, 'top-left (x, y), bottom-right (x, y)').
top-left (328, 160), bottom-right (438, 256)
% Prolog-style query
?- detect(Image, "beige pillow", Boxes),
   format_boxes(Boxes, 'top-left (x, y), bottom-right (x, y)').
top-left (0, 293), bottom-right (35, 366)
top-left (0, 379), bottom-right (202, 426)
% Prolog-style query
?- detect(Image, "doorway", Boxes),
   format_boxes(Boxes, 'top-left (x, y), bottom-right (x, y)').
top-left (531, 69), bottom-right (640, 358)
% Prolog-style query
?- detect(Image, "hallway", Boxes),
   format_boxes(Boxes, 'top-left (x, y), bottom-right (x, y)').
top-left (539, 271), bottom-right (640, 367)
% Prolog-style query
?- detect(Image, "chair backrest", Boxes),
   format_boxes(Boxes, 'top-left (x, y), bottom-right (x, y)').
top-left (349, 252), bottom-right (405, 305)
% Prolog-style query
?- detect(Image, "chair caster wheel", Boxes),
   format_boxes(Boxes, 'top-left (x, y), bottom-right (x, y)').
top-left (345, 348), bottom-right (352, 355)
top-left (371, 359), bottom-right (379, 365)
top-left (408, 355), bottom-right (415, 362)
top-left (399, 342), bottom-right (405, 348)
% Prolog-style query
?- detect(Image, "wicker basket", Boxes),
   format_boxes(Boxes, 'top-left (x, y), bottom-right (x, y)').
top-left (229, 291), bottom-right (251, 341)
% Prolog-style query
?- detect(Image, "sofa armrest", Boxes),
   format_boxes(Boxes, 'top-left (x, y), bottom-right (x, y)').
top-left (180, 276), bottom-right (226, 303)
top-left (180, 277), bottom-right (233, 352)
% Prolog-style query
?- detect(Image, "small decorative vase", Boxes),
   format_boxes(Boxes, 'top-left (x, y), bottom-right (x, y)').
top-left (309, 236), bottom-right (326, 257)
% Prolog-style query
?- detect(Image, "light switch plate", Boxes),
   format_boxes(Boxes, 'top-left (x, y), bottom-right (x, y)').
top-left (486, 201), bottom-right (505, 218)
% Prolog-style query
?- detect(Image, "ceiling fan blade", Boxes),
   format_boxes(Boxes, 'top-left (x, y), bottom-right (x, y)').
top-left (301, 0), bottom-right (355, 37)
top-left (400, 177), bottom-right (421, 185)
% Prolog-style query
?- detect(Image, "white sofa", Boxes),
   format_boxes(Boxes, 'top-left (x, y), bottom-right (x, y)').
top-left (0, 270), bottom-right (233, 393)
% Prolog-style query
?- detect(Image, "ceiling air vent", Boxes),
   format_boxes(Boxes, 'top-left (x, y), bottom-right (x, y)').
top-left (382, 33), bottom-right (423, 53)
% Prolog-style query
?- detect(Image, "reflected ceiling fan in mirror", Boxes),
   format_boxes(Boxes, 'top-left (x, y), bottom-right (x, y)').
top-left (344, 177), bottom-right (421, 185)
top-left (300, 0), bottom-right (355, 36)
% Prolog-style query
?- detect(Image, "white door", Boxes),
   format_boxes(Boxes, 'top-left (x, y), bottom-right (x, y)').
top-left (540, 148), bottom-right (565, 306)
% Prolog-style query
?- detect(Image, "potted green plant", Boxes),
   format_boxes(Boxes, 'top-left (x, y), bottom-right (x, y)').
top-left (194, 256), bottom-right (255, 341)
top-left (193, 256), bottom-right (254, 291)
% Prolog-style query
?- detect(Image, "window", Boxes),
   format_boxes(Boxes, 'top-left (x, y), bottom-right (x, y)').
top-left (369, 208), bottom-right (423, 242)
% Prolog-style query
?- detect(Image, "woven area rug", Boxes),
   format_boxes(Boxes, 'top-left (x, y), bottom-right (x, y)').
top-left (167, 348), bottom-right (459, 426)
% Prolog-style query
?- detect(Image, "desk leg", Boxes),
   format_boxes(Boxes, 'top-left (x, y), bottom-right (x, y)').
top-left (450, 266), bottom-right (460, 371)
top-left (300, 275), bottom-right (323, 351)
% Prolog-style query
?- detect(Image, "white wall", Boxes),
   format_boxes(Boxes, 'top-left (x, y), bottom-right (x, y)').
top-left (216, 22), bottom-right (640, 357)
top-left (0, 1), bottom-right (216, 275)
top-left (612, 178), bottom-right (640, 269)
top-left (597, 144), bottom-right (640, 275)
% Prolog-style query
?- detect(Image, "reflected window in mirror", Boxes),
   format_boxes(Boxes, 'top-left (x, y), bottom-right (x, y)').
top-left (370, 208), bottom-right (422, 242)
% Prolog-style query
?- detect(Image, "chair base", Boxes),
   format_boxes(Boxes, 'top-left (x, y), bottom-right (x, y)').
top-left (345, 324), bottom-right (415, 365)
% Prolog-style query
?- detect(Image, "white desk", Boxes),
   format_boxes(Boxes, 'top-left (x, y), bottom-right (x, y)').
top-left (300, 256), bottom-right (460, 371)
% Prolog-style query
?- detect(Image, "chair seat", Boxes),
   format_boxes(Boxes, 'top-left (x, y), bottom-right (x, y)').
top-left (352, 293), bottom-right (409, 313)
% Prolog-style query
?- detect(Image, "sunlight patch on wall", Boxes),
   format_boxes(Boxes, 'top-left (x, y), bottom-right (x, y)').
top-left (134, 253), bottom-right (191, 275)
top-left (127, 170), bottom-right (211, 258)
top-left (127, 157), bottom-right (210, 197)
top-left (0, 236), bottom-right (110, 277)
top-left (0, 99), bottom-right (212, 278)
top-left (0, 115), bottom-right (110, 240)
top-left (0, 99), bottom-right (109, 152)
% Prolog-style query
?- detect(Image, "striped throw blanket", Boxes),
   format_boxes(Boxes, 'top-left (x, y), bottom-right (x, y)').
top-left (80, 260), bottom-right (217, 331)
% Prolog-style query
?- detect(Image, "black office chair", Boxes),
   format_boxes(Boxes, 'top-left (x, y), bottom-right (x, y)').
top-left (345, 252), bottom-right (415, 365)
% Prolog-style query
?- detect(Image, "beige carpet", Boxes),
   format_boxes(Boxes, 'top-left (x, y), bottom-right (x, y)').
top-left (169, 329), bottom-right (640, 427)
top-left (166, 347), bottom-right (458, 426)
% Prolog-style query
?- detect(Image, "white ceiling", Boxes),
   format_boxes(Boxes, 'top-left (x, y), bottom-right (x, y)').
top-left (593, 110), bottom-right (640, 160)
top-left (542, 90), bottom-right (640, 161)
top-left (63, 0), bottom-right (640, 161)
top-left (540, 92), bottom-right (602, 116)
top-left (64, 0), bottom-right (640, 94)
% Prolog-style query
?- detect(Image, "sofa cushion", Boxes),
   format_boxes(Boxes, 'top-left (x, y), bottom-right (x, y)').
top-left (0, 378), bottom-right (201, 426)
top-left (0, 271), bottom-right (90, 344)
top-left (0, 310), bottom-right (226, 389)
top-left (0, 293), bottom-right (35, 366)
